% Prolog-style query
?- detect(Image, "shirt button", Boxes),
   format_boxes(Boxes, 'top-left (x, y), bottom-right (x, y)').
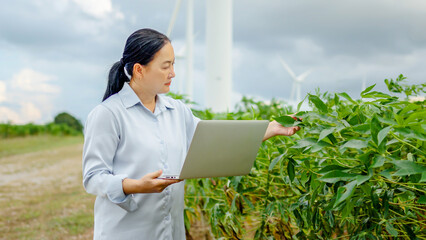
top-left (165, 216), bottom-right (170, 221)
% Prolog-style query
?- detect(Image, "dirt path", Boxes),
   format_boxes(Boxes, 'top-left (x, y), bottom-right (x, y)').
top-left (0, 140), bottom-right (211, 239)
top-left (0, 142), bottom-right (95, 239)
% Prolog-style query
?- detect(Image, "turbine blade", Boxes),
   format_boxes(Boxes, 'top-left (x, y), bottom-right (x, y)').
top-left (167, 0), bottom-right (183, 37)
top-left (279, 57), bottom-right (297, 80)
top-left (297, 69), bottom-right (313, 82)
top-left (176, 45), bottom-right (186, 58)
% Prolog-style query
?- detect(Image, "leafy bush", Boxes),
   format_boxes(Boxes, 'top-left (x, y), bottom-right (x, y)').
top-left (184, 75), bottom-right (425, 239)
top-left (54, 112), bottom-right (83, 132)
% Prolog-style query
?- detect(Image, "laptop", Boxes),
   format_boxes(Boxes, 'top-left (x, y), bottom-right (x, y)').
top-left (160, 120), bottom-right (269, 179)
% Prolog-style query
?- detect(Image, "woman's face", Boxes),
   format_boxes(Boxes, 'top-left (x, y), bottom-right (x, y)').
top-left (137, 42), bottom-right (176, 95)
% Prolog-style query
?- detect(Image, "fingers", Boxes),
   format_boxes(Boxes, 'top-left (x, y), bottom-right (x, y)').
top-left (155, 179), bottom-right (181, 193)
top-left (146, 169), bottom-right (163, 179)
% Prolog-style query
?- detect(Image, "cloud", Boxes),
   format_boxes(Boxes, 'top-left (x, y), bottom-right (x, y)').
top-left (0, 69), bottom-right (60, 124)
top-left (0, 107), bottom-right (21, 123)
top-left (11, 69), bottom-right (60, 93)
top-left (71, 0), bottom-right (124, 19)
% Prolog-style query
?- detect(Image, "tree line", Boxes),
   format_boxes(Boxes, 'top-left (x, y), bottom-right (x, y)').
top-left (0, 112), bottom-right (83, 138)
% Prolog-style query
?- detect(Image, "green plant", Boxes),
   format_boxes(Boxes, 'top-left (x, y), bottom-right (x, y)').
top-left (184, 75), bottom-right (425, 239)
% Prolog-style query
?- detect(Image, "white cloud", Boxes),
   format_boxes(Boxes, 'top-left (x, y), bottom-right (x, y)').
top-left (11, 69), bottom-right (60, 93)
top-left (21, 102), bottom-right (42, 122)
top-left (0, 107), bottom-right (21, 123)
top-left (72, 0), bottom-right (123, 19)
top-left (0, 69), bottom-right (60, 124)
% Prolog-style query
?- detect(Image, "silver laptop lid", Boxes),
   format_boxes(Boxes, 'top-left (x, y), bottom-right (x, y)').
top-left (178, 120), bottom-right (269, 179)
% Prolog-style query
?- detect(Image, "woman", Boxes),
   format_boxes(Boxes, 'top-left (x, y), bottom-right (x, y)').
top-left (82, 28), bottom-right (300, 239)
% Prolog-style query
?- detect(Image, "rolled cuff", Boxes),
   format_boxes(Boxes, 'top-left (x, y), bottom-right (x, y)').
top-left (107, 174), bottom-right (138, 212)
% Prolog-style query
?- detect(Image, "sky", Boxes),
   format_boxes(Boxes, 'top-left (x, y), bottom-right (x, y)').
top-left (0, 0), bottom-right (425, 124)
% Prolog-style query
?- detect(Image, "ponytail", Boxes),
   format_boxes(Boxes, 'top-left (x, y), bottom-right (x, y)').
top-left (102, 60), bottom-right (130, 101)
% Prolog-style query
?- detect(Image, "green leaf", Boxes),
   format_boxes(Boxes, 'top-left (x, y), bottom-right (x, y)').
top-left (296, 97), bottom-right (306, 112)
top-left (377, 126), bottom-right (392, 146)
top-left (362, 91), bottom-right (392, 99)
top-left (385, 222), bottom-right (398, 237)
top-left (420, 171), bottom-right (426, 183)
top-left (317, 165), bottom-right (350, 174)
top-left (333, 180), bottom-right (357, 207)
top-left (418, 195), bottom-right (426, 204)
top-left (275, 115), bottom-right (296, 127)
top-left (371, 155), bottom-right (386, 168)
top-left (392, 160), bottom-right (426, 176)
top-left (318, 127), bottom-right (335, 142)
top-left (352, 124), bottom-right (371, 134)
top-left (399, 103), bottom-right (421, 116)
top-left (288, 158), bottom-right (296, 182)
top-left (319, 170), bottom-right (356, 183)
top-left (269, 154), bottom-right (283, 171)
top-left (371, 115), bottom-right (381, 145)
top-left (340, 139), bottom-right (368, 150)
top-left (394, 127), bottom-right (426, 141)
top-left (356, 169), bottom-right (373, 185)
top-left (294, 111), bottom-right (308, 119)
top-left (404, 110), bottom-right (426, 125)
top-left (311, 141), bottom-right (333, 152)
top-left (380, 168), bottom-right (393, 180)
top-left (291, 138), bottom-right (317, 149)
top-left (309, 94), bottom-right (328, 113)
top-left (338, 92), bottom-right (357, 104)
top-left (360, 84), bottom-right (376, 96)
top-left (377, 116), bottom-right (397, 126)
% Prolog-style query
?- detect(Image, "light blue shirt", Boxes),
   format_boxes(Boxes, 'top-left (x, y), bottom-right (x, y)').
top-left (82, 83), bottom-right (199, 240)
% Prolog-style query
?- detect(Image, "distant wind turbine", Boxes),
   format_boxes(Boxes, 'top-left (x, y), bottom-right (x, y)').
top-left (279, 57), bottom-right (312, 103)
top-left (166, 0), bottom-right (194, 99)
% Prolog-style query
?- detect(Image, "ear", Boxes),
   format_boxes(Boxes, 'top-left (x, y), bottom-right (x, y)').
top-left (132, 63), bottom-right (145, 78)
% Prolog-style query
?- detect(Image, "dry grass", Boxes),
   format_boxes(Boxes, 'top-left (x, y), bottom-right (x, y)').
top-left (0, 135), bottom-right (212, 240)
top-left (0, 135), bottom-right (95, 240)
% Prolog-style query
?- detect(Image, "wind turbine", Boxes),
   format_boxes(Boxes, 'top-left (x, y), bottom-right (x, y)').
top-left (279, 57), bottom-right (312, 103)
top-left (166, 0), bottom-right (194, 99)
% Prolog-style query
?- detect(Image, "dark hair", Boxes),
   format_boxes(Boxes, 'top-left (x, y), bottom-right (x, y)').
top-left (102, 28), bottom-right (170, 101)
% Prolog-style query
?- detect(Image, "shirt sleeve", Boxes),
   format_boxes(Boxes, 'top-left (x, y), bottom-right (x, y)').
top-left (82, 105), bottom-right (138, 212)
top-left (183, 103), bottom-right (201, 150)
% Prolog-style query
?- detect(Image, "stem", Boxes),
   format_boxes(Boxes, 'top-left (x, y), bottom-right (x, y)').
top-left (259, 155), bottom-right (272, 236)
top-left (391, 132), bottom-right (425, 155)
top-left (380, 177), bottom-right (426, 194)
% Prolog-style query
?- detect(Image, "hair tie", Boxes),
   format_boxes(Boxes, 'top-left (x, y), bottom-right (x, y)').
top-left (123, 65), bottom-right (132, 80)
top-left (119, 58), bottom-right (125, 67)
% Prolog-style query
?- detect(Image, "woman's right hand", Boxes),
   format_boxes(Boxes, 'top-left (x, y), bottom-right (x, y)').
top-left (122, 169), bottom-right (182, 195)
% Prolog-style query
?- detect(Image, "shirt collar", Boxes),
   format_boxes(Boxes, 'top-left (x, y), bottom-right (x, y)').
top-left (156, 94), bottom-right (175, 111)
top-left (119, 82), bottom-right (140, 109)
top-left (119, 83), bottom-right (175, 111)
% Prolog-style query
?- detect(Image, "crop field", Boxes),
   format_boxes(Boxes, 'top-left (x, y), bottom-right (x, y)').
top-left (0, 75), bottom-right (424, 240)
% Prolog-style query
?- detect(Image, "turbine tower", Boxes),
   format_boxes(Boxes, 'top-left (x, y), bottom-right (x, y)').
top-left (279, 57), bottom-right (312, 103)
top-left (206, 0), bottom-right (232, 112)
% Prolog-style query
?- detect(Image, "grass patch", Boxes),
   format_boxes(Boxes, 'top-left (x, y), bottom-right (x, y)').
top-left (0, 135), bottom-right (95, 239)
top-left (50, 210), bottom-right (93, 235)
top-left (0, 135), bottom-right (83, 158)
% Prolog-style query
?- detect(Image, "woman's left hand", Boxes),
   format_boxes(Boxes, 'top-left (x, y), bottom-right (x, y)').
top-left (262, 120), bottom-right (300, 141)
